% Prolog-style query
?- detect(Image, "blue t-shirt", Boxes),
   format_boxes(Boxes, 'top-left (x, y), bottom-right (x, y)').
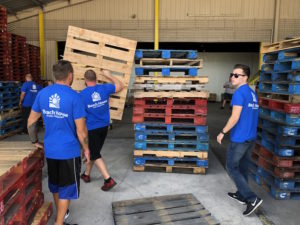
top-left (80, 84), bottom-right (115, 130)
top-left (32, 84), bottom-right (86, 159)
top-left (230, 84), bottom-right (259, 143)
top-left (21, 81), bottom-right (42, 107)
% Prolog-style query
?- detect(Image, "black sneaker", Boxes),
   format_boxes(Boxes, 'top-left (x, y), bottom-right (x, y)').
top-left (243, 197), bottom-right (263, 216)
top-left (228, 192), bottom-right (246, 205)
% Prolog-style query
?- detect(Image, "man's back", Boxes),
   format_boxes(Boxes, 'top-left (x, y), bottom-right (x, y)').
top-left (230, 84), bottom-right (259, 143)
top-left (80, 84), bottom-right (115, 130)
top-left (32, 83), bottom-right (86, 159)
top-left (21, 81), bottom-right (42, 107)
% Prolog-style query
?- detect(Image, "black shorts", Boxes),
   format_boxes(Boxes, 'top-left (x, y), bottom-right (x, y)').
top-left (47, 157), bottom-right (81, 199)
top-left (224, 93), bottom-right (233, 100)
top-left (88, 126), bottom-right (108, 160)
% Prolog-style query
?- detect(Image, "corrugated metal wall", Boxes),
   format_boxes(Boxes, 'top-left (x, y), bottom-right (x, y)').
top-left (7, 0), bottom-right (300, 79)
top-left (8, 0), bottom-right (299, 43)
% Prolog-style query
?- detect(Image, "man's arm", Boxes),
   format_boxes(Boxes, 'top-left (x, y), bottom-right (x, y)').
top-left (75, 118), bottom-right (90, 163)
top-left (27, 110), bottom-right (43, 148)
top-left (101, 69), bottom-right (124, 93)
top-left (19, 92), bottom-right (25, 108)
top-left (217, 105), bottom-right (242, 144)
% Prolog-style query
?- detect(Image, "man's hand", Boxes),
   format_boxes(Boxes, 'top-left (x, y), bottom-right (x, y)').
top-left (102, 69), bottom-right (111, 77)
top-left (217, 133), bottom-right (224, 144)
top-left (84, 148), bottom-right (90, 163)
top-left (34, 142), bottom-right (44, 149)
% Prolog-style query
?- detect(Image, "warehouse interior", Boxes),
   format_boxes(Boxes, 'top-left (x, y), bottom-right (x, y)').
top-left (1, 0), bottom-right (300, 225)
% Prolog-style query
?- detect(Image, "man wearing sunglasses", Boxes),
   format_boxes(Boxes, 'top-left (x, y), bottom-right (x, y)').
top-left (217, 64), bottom-right (262, 216)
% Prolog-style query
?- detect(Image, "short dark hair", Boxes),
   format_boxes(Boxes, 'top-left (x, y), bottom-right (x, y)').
top-left (84, 69), bottom-right (97, 81)
top-left (53, 60), bottom-right (73, 81)
top-left (233, 64), bottom-right (250, 77)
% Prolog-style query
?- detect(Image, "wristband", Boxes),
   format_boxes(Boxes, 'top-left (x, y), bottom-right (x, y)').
top-left (221, 130), bottom-right (226, 135)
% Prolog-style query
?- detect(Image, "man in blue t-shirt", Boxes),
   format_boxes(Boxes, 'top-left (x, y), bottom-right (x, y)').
top-left (217, 64), bottom-right (262, 216)
top-left (27, 60), bottom-right (90, 225)
top-left (80, 69), bottom-right (124, 191)
top-left (19, 74), bottom-right (42, 133)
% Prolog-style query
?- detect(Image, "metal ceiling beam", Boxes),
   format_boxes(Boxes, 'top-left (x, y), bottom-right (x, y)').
top-left (30, 0), bottom-right (44, 9)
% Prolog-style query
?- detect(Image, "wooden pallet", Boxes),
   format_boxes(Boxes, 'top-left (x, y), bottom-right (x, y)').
top-left (0, 128), bottom-right (22, 140)
top-left (133, 83), bottom-right (205, 91)
top-left (31, 202), bottom-right (53, 225)
top-left (134, 76), bottom-right (209, 84)
top-left (134, 150), bottom-right (208, 159)
top-left (134, 91), bottom-right (209, 99)
top-left (63, 26), bottom-right (137, 120)
top-left (259, 92), bottom-right (300, 103)
top-left (133, 163), bottom-right (206, 174)
top-left (112, 193), bottom-right (219, 225)
top-left (261, 37), bottom-right (300, 54)
top-left (138, 58), bottom-right (203, 67)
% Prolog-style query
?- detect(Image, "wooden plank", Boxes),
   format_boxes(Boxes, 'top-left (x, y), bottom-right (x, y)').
top-left (140, 58), bottom-right (203, 67)
top-left (114, 206), bottom-right (210, 225)
top-left (261, 37), bottom-right (300, 53)
top-left (134, 150), bottom-right (208, 159)
top-left (133, 83), bottom-right (205, 91)
top-left (134, 91), bottom-right (209, 98)
top-left (133, 164), bottom-right (206, 174)
top-left (135, 76), bottom-right (209, 84)
top-left (113, 194), bottom-right (196, 210)
top-left (65, 36), bottom-right (99, 55)
top-left (0, 141), bottom-right (33, 149)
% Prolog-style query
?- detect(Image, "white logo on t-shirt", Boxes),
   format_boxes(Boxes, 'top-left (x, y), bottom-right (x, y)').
top-left (92, 92), bottom-right (101, 102)
top-left (49, 93), bottom-right (60, 108)
top-left (32, 84), bottom-right (36, 90)
top-left (251, 92), bottom-right (257, 102)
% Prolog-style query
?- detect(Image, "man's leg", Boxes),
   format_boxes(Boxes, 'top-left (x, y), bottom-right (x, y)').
top-left (239, 142), bottom-right (254, 183)
top-left (94, 158), bottom-right (110, 179)
top-left (53, 193), bottom-right (59, 209)
top-left (22, 106), bottom-right (31, 133)
top-left (226, 142), bottom-right (256, 201)
top-left (56, 199), bottom-right (70, 225)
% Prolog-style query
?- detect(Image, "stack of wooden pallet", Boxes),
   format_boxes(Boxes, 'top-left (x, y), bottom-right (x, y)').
top-left (63, 26), bottom-right (137, 121)
top-left (0, 142), bottom-right (52, 225)
top-left (0, 81), bottom-right (22, 140)
top-left (132, 49), bottom-right (210, 174)
top-left (249, 38), bottom-right (300, 200)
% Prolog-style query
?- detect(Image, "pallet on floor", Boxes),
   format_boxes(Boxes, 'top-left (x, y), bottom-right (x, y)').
top-left (134, 123), bottom-right (208, 134)
top-left (63, 25), bottom-right (137, 120)
top-left (112, 193), bottom-right (219, 225)
top-left (135, 140), bottom-right (209, 151)
top-left (135, 49), bottom-right (198, 60)
top-left (134, 156), bottom-right (208, 167)
top-left (134, 97), bottom-right (207, 107)
top-left (134, 149), bottom-right (208, 159)
top-left (134, 90), bottom-right (209, 99)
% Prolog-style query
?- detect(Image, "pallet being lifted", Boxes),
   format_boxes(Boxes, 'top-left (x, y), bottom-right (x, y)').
top-left (63, 26), bottom-right (137, 120)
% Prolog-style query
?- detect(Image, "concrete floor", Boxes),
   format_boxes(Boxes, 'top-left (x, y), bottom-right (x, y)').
top-left (5, 103), bottom-right (300, 225)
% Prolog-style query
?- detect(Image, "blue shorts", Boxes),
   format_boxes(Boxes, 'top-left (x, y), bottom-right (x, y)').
top-left (46, 157), bottom-right (81, 200)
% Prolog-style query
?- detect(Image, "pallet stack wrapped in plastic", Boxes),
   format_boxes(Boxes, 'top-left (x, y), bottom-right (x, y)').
top-left (249, 38), bottom-right (300, 200)
top-left (0, 6), bottom-right (13, 81)
top-left (132, 49), bottom-right (210, 174)
top-left (28, 44), bottom-right (42, 84)
top-left (0, 142), bottom-right (53, 225)
top-left (0, 81), bottom-right (22, 140)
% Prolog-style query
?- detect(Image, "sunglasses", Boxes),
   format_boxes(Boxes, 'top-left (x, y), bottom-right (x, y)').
top-left (230, 73), bottom-right (247, 78)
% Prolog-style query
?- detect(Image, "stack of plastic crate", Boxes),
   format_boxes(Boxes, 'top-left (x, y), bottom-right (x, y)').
top-left (132, 49), bottom-right (210, 174)
top-left (250, 39), bottom-right (300, 200)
